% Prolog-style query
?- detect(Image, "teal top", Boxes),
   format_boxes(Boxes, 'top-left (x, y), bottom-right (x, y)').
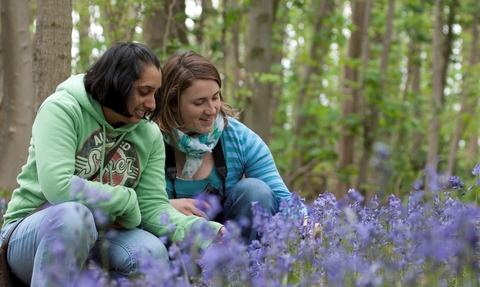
top-left (166, 117), bottom-right (308, 215)
top-left (171, 165), bottom-right (223, 198)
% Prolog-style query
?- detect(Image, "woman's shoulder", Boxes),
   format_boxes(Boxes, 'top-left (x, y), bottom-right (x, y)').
top-left (224, 117), bottom-right (251, 136)
top-left (224, 117), bottom-right (261, 142)
top-left (36, 90), bottom-right (84, 121)
top-left (135, 120), bottom-right (162, 138)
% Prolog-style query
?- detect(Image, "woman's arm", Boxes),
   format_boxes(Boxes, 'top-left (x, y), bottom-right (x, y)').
top-left (34, 97), bottom-right (142, 228)
top-left (134, 128), bottom-right (223, 249)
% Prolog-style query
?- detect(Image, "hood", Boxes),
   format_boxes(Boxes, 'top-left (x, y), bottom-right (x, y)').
top-left (55, 74), bottom-right (139, 135)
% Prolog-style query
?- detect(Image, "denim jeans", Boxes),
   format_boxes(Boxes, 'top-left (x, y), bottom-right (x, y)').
top-left (0, 202), bottom-right (169, 287)
top-left (223, 178), bottom-right (279, 242)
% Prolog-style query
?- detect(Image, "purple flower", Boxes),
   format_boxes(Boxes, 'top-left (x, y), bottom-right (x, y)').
top-left (448, 176), bottom-right (464, 190)
top-left (412, 178), bottom-right (423, 191)
top-left (348, 189), bottom-right (365, 204)
top-left (194, 192), bottom-right (223, 221)
top-left (472, 163), bottom-right (480, 176)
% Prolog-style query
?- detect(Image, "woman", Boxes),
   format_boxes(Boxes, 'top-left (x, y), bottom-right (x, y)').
top-left (1, 43), bottom-right (223, 286)
top-left (157, 51), bottom-right (306, 242)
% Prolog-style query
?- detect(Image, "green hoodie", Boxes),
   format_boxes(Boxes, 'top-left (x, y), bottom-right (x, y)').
top-left (3, 74), bottom-right (222, 249)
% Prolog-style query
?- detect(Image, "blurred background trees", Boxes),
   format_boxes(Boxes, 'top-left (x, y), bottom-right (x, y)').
top-left (0, 0), bottom-right (478, 204)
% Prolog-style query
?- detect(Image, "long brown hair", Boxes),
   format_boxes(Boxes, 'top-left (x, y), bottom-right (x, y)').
top-left (157, 51), bottom-right (239, 140)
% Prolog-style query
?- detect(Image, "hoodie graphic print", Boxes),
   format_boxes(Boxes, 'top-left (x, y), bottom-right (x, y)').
top-left (75, 129), bottom-right (139, 187)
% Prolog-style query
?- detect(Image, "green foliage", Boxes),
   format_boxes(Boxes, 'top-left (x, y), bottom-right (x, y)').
top-left (26, 0), bottom-right (479, 203)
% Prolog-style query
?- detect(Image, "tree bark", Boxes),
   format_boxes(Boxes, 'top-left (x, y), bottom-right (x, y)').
top-left (357, 0), bottom-right (393, 200)
top-left (466, 132), bottom-right (478, 166)
top-left (195, 0), bottom-right (213, 46)
top-left (143, 0), bottom-right (188, 59)
top-left (33, 0), bottom-right (72, 112)
top-left (286, 0), bottom-right (333, 188)
top-left (336, 0), bottom-right (368, 197)
top-left (73, 0), bottom-right (93, 74)
top-left (242, 0), bottom-right (274, 143)
top-left (446, 10), bottom-right (478, 178)
top-left (223, 0), bottom-right (242, 105)
top-left (426, 0), bottom-right (444, 176)
top-left (0, 0), bottom-right (35, 191)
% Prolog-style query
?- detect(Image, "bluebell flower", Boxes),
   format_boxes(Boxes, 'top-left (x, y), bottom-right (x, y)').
top-left (194, 192), bottom-right (223, 221)
top-left (448, 175), bottom-right (464, 190)
top-left (472, 163), bottom-right (480, 175)
top-left (348, 189), bottom-right (365, 204)
top-left (412, 178), bottom-right (423, 191)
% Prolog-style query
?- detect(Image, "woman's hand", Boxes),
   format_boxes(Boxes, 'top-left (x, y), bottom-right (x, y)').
top-left (170, 198), bottom-right (211, 219)
top-left (218, 226), bottom-right (227, 235)
top-left (215, 226), bottom-right (227, 244)
top-left (303, 216), bottom-right (321, 238)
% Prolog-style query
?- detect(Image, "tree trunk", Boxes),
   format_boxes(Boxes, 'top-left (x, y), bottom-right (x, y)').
top-left (267, 0), bottom-right (283, 137)
top-left (357, 0), bottom-right (393, 200)
top-left (336, 0), bottom-right (368, 197)
top-left (286, 0), bottom-right (333, 188)
top-left (0, 0), bottom-right (35, 191)
top-left (440, 0), bottom-right (458, 101)
top-left (223, 0), bottom-right (242, 105)
top-left (143, 0), bottom-right (188, 59)
top-left (0, 29), bottom-right (3, 106)
top-left (242, 0), bottom-right (274, 143)
top-left (73, 0), bottom-right (93, 74)
top-left (195, 0), bottom-right (213, 47)
top-left (426, 0), bottom-right (444, 177)
top-left (33, 0), bottom-right (72, 112)
top-left (466, 132), bottom-right (478, 166)
top-left (446, 10), bottom-right (478, 178)
top-left (393, 39), bottom-right (424, 194)
top-left (409, 46), bottom-right (424, 168)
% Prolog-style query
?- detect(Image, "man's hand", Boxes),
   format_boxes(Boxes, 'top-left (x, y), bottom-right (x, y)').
top-left (170, 198), bottom-right (211, 220)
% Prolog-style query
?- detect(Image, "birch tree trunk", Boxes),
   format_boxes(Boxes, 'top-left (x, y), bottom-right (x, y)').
top-left (0, 0), bottom-right (34, 191)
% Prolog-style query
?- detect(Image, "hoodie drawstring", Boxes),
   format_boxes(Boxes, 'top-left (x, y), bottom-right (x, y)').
top-left (99, 125), bottom-right (127, 185)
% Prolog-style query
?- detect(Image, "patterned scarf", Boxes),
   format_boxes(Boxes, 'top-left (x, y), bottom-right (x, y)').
top-left (163, 114), bottom-right (224, 179)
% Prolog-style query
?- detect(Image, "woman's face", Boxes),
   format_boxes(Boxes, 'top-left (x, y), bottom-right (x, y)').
top-left (178, 79), bottom-right (221, 135)
top-left (103, 65), bottom-right (162, 126)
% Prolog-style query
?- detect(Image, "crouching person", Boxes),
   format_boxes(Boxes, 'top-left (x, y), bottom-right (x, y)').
top-left (0, 42), bottom-right (224, 287)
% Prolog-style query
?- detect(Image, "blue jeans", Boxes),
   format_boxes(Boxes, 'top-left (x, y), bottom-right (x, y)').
top-left (0, 202), bottom-right (169, 287)
top-left (223, 178), bottom-right (279, 242)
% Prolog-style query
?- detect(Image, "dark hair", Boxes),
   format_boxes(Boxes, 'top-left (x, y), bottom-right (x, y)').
top-left (84, 42), bottom-right (162, 121)
top-left (157, 50), bottom-right (239, 140)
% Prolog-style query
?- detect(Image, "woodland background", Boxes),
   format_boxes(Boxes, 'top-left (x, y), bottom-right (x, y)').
top-left (0, 0), bottom-right (478, 205)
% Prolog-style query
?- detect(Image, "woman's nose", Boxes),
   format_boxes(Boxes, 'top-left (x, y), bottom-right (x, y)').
top-left (144, 93), bottom-right (156, 110)
top-left (206, 100), bottom-right (216, 114)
